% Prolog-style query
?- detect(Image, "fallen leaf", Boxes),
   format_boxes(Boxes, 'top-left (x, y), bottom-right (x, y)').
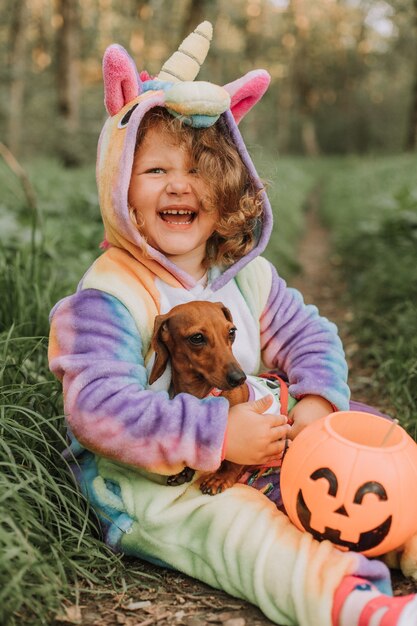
top-left (224, 619), bottom-right (246, 626)
top-left (55, 605), bottom-right (82, 624)
top-left (136, 611), bottom-right (172, 626)
top-left (124, 600), bottom-right (152, 611)
top-left (211, 612), bottom-right (237, 623)
top-left (175, 609), bottom-right (186, 620)
top-left (184, 618), bottom-right (207, 626)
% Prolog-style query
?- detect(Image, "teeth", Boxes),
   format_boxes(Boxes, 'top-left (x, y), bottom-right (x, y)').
top-left (160, 209), bottom-right (194, 215)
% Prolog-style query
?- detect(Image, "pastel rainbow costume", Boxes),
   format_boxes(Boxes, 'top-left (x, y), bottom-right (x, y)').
top-left (48, 23), bottom-right (391, 626)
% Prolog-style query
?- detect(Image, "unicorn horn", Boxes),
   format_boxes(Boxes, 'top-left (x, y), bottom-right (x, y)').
top-left (157, 21), bottom-right (213, 83)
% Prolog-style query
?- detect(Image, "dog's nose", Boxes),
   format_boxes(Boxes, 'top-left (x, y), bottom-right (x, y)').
top-left (226, 366), bottom-right (246, 388)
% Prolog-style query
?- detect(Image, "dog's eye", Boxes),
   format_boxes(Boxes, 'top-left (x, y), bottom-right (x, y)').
top-left (188, 333), bottom-right (206, 346)
top-left (229, 327), bottom-right (237, 342)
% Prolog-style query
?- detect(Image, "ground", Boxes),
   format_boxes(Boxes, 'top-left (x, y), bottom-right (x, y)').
top-left (54, 192), bottom-right (416, 626)
top-left (290, 189), bottom-right (386, 413)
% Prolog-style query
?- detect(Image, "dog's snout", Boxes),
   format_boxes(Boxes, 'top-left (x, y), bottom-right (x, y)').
top-left (226, 366), bottom-right (246, 388)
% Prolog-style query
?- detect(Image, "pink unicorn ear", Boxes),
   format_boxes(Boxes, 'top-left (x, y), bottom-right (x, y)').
top-left (224, 70), bottom-right (270, 124)
top-left (103, 44), bottom-right (142, 116)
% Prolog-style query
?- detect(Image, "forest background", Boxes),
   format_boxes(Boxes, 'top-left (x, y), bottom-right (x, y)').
top-left (3, 0), bottom-right (417, 160)
top-left (1, 1), bottom-right (417, 625)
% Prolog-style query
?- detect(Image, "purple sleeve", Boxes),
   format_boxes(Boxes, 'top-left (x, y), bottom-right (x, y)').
top-left (48, 289), bottom-right (228, 472)
top-left (260, 264), bottom-right (350, 410)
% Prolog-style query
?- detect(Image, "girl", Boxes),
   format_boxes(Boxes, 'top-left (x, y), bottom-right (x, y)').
top-left (48, 22), bottom-right (417, 626)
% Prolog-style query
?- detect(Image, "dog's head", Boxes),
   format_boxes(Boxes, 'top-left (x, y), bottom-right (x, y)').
top-left (149, 301), bottom-right (246, 392)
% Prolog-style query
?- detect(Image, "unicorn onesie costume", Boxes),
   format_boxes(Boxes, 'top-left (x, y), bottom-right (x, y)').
top-left (48, 22), bottom-right (393, 626)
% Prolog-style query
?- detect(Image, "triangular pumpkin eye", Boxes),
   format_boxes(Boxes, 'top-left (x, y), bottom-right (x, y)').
top-left (353, 481), bottom-right (387, 504)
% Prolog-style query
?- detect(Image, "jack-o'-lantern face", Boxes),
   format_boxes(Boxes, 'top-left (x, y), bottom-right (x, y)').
top-left (280, 411), bottom-right (417, 557)
top-left (296, 467), bottom-right (392, 552)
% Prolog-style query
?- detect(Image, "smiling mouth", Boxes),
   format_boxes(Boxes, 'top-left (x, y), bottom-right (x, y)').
top-left (296, 489), bottom-right (392, 552)
top-left (159, 209), bottom-right (196, 225)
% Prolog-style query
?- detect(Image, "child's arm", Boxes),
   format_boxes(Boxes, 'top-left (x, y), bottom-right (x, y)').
top-left (260, 264), bottom-right (350, 416)
top-left (49, 289), bottom-right (230, 474)
top-left (288, 394), bottom-right (334, 439)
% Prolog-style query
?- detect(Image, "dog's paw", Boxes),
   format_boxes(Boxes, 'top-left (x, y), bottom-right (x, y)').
top-left (399, 533), bottom-right (417, 580)
top-left (167, 466), bottom-right (195, 486)
top-left (200, 474), bottom-right (233, 496)
top-left (383, 532), bottom-right (417, 580)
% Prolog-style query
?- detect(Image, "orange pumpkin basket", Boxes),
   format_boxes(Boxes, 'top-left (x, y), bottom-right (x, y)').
top-left (280, 411), bottom-right (417, 557)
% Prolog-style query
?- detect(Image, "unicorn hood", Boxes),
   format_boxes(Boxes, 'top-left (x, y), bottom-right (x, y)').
top-left (97, 21), bottom-right (272, 291)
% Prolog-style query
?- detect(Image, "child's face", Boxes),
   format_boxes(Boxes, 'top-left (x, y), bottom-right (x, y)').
top-left (128, 127), bottom-right (218, 263)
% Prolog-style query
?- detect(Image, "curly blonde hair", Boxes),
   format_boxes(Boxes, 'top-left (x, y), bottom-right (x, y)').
top-left (131, 107), bottom-right (264, 268)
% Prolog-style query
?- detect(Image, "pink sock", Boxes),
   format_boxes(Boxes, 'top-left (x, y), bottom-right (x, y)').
top-left (332, 576), bottom-right (417, 626)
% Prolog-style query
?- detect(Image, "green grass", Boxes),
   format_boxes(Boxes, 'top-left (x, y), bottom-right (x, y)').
top-left (253, 150), bottom-right (318, 277)
top-left (0, 312), bottom-right (163, 626)
top-left (0, 158), bottom-right (103, 301)
top-left (318, 154), bottom-right (417, 429)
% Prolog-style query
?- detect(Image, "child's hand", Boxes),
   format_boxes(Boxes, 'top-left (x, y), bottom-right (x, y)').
top-left (225, 396), bottom-right (290, 465)
top-left (287, 395), bottom-right (333, 440)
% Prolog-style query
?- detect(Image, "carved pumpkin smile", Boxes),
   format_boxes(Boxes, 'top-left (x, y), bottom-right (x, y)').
top-left (295, 467), bottom-right (393, 552)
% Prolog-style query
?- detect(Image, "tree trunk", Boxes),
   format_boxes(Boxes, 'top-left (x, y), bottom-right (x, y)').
top-left (56, 0), bottom-right (81, 166)
top-left (406, 78), bottom-right (417, 150)
top-left (181, 0), bottom-right (207, 40)
top-left (7, 0), bottom-right (27, 157)
top-left (405, 0), bottom-right (417, 150)
top-left (300, 114), bottom-right (320, 157)
top-left (288, 0), bottom-right (321, 156)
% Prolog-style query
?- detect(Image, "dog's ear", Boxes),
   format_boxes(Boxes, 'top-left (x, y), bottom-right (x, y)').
top-left (149, 314), bottom-right (171, 385)
top-left (215, 302), bottom-right (234, 323)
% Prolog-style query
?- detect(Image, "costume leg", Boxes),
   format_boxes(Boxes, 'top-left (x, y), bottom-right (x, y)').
top-left (96, 459), bottom-right (390, 626)
top-left (349, 400), bottom-right (390, 419)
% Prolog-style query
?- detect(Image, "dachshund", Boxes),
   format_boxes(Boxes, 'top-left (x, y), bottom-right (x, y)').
top-left (148, 300), bottom-right (289, 495)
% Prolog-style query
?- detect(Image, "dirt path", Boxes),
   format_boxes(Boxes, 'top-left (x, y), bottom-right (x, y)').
top-left (290, 187), bottom-right (380, 409)
top-left (60, 190), bottom-right (414, 626)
